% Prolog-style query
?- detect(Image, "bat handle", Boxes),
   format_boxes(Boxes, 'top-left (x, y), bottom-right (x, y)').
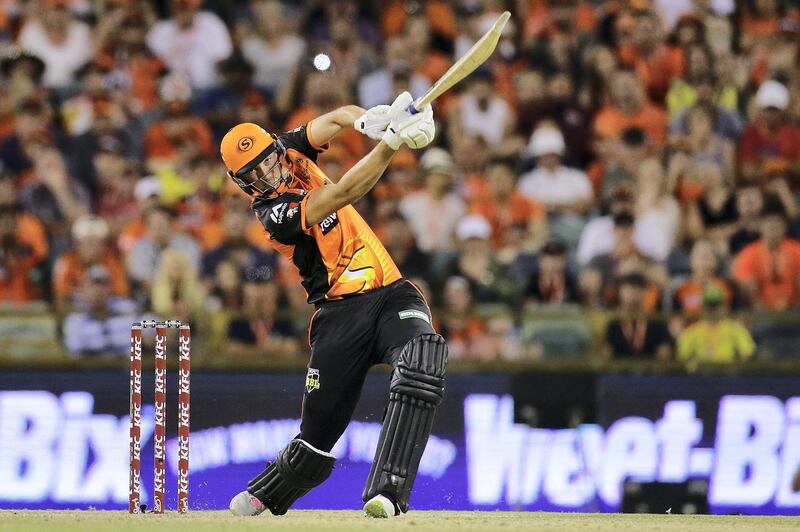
top-left (406, 103), bottom-right (419, 115)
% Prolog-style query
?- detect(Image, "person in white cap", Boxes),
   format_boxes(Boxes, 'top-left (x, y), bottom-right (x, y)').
top-left (398, 147), bottom-right (466, 256)
top-left (739, 79), bottom-right (800, 182)
top-left (442, 214), bottom-right (516, 303)
top-left (518, 124), bottom-right (593, 214)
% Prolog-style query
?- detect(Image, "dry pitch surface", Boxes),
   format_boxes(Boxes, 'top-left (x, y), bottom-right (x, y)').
top-left (1, 510), bottom-right (800, 532)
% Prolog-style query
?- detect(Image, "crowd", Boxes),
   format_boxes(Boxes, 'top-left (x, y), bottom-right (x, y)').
top-left (0, 0), bottom-right (799, 363)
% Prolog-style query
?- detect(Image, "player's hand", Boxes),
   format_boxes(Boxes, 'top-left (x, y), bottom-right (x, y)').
top-left (354, 104), bottom-right (391, 140)
top-left (382, 92), bottom-right (435, 150)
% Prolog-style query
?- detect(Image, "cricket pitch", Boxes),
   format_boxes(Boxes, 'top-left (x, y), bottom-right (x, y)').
top-left (1, 510), bottom-right (799, 532)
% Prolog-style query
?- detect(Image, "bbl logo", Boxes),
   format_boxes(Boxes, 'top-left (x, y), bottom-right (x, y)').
top-left (238, 136), bottom-right (254, 152)
top-left (306, 368), bottom-right (320, 393)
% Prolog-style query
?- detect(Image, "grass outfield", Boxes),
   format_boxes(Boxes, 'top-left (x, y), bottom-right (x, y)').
top-left (1, 511), bottom-right (799, 532)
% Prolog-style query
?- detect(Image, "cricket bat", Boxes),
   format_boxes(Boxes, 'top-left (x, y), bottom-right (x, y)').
top-left (407, 10), bottom-right (511, 114)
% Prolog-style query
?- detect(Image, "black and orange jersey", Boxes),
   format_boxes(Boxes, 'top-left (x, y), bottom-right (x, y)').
top-left (251, 124), bottom-right (402, 304)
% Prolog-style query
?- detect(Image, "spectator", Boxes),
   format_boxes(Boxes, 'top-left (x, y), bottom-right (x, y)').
top-left (448, 70), bottom-right (514, 148)
top-left (524, 240), bottom-right (579, 306)
top-left (669, 70), bottom-right (743, 140)
top-left (126, 205), bottom-right (201, 291)
top-left (581, 211), bottom-right (667, 309)
top-left (150, 247), bottom-right (206, 324)
top-left (438, 276), bottom-right (486, 359)
top-left (52, 215), bottom-right (128, 314)
top-left (729, 184), bottom-right (764, 256)
top-left (0, 177), bottom-right (48, 302)
top-left (593, 70), bottom-right (667, 147)
top-left (358, 36), bottom-right (431, 110)
top-left (733, 206), bottom-right (800, 311)
top-left (619, 10), bottom-right (684, 103)
top-left (399, 148), bottom-right (465, 255)
top-left (577, 184), bottom-right (635, 266)
top-left (685, 162), bottom-right (737, 255)
top-left (443, 215), bottom-right (516, 304)
top-left (634, 159), bottom-right (680, 262)
top-left (200, 209), bottom-right (276, 282)
top-left (16, 0), bottom-right (92, 89)
top-left (144, 74), bottom-right (215, 169)
top-left (518, 125), bottom-right (593, 214)
top-left (62, 265), bottom-right (140, 357)
top-left (672, 103), bottom-right (736, 181)
top-left (379, 212), bottom-right (431, 281)
top-left (605, 272), bottom-right (673, 360)
top-left (0, 50), bottom-right (45, 111)
top-left (595, 126), bottom-right (650, 201)
top-left (738, 80), bottom-right (800, 183)
top-left (321, 6), bottom-right (380, 89)
top-left (118, 176), bottom-right (163, 256)
top-left (18, 144), bottom-right (90, 254)
top-left (544, 72), bottom-right (592, 167)
top-left (241, 0), bottom-right (306, 94)
top-left (227, 275), bottom-right (299, 355)
top-left (674, 240), bottom-right (733, 315)
top-left (677, 285), bottom-right (756, 363)
top-left (468, 158), bottom-right (547, 255)
top-left (146, 0), bottom-right (232, 89)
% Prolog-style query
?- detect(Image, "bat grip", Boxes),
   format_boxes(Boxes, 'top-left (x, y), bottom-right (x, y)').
top-left (406, 103), bottom-right (419, 115)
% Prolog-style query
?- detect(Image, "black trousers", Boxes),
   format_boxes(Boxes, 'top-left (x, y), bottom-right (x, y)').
top-left (299, 279), bottom-right (434, 452)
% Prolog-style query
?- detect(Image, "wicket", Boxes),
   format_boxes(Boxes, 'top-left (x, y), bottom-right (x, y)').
top-left (129, 320), bottom-right (191, 514)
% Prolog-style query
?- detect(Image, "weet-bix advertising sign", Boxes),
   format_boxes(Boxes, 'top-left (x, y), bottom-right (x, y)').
top-left (0, 372), bottom-right (799, 514)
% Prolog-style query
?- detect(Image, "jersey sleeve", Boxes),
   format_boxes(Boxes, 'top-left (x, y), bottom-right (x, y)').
top-left (253, 197), bottom-right (305, 245)
top-left (279, 124), bottom-right (327, 162)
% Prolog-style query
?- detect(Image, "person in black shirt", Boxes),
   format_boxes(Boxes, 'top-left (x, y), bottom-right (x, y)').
top-left (525, 239), bottom-right (579, 305)
top-left (605, 272), bottom-right (672, 360)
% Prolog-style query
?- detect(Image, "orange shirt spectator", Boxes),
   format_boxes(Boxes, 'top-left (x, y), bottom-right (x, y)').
top-left (53, 215), bottom-right (130, 312)
top-left (53, 252), bottom-right (129, 302)
top-left (470, 192), bottom-right (544, 249)
top-left (734, 239), bottom-right (800, 310)
top-left (594, 102), bottom-right (667, 146)
top-left (593, 70), bottom-right (667, 146)
top-left (0, 212), bottom-right (49, 302)
top-left (381, 0), bottom-right (456, 40)
top-left (619, 44), bottom-right (684, 103)
top-left (733, 212), bottom-right (800, 310)
top-left (675, 278), bottom-right (732, 315)
top-left (468, 160), bottom-right (545, 249)
top-left (144, 116), bottom-right (214, 164)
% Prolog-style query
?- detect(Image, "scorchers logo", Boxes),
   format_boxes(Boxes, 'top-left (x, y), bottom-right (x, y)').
top-left (237, 136), bottom-right (254, 152)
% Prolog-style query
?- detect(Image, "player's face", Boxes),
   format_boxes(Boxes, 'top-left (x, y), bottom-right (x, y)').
top-left (240, 151), bottom-right (286, 194)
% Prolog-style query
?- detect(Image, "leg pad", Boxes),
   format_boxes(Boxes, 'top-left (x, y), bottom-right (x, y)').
top-left (362, 334), bottom-right (448, 512)
top-left (248, 439), bottom-right (335, 515)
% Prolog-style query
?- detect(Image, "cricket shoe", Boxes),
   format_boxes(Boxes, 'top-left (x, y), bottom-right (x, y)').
top-left (363, 494), bottom-right (401, 518)
top-left (229, 490), bottom-right (266, 516)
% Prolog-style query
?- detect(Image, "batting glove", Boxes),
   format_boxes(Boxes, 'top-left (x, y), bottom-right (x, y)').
top-left (354, 105), bottom-right (391, 140)
top-left (382, 92), bottom-right (435, 150)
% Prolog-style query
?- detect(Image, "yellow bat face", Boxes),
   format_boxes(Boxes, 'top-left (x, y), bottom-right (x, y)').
top-left (412, 11), bottom-right (511, 111)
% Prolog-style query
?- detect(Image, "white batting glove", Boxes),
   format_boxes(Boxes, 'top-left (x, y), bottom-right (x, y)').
top-left (354, 104), bottom-right (391, 140)
top-left (398, 104), bottom-right (435, 149)
top-left (382, 92), bottom-right (435, 150)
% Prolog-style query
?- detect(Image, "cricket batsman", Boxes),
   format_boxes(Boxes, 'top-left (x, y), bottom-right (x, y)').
top-left (221, 91), bottom-right (447, 518)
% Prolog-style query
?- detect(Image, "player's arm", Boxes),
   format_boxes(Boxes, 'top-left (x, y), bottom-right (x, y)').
top-left (304, 92), bottom-right (435, 228)
top-left (304, 141), bottom-right (396, 226)
top-left (307, 105), bottom-right (365, 147)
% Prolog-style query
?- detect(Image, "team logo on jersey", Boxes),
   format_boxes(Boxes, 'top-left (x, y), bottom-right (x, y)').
top-left (306, 368), bottom-right (320, 393)
top-left (237, 136), bottom-right (254, 152)
top-left (269, 203), bottom-right (288, 224)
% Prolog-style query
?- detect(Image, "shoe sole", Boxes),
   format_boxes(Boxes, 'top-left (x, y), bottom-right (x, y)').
top-left (363, 499), bottom-right (390, 518)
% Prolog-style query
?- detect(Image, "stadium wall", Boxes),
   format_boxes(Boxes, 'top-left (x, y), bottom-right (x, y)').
top-left (0, 370), bottom-right (798, 514)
